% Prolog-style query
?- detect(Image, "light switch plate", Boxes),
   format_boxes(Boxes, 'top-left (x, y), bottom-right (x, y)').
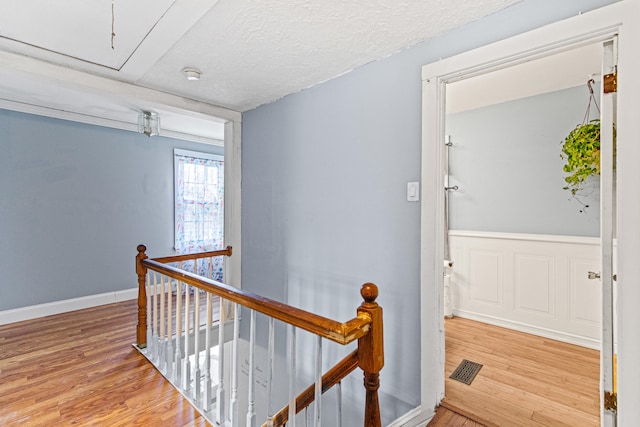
top-left (407, 182), bottom-right (419, 202)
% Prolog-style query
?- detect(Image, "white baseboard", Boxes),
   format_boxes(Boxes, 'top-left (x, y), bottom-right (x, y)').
top-left (387, 406), bottom-right (434, 427)
top-left (0, 288), bottom-right (138, 325)
top-left (453, 309), bottom-right (600, 350)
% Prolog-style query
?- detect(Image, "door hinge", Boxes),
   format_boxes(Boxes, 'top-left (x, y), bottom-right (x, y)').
top-left (604, 72), bottom-right (617, 93)
top-left (604, 390), bottom-right (617, 412)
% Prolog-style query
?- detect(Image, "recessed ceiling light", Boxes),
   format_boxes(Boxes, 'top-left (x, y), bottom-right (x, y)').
top-left (182, 67), bottom-right (202, 81)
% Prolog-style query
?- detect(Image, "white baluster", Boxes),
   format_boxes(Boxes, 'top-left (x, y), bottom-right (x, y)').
top-left (193, 286), bottom-right (202, 404)
top-left (336, 382), bottom-right (342, 427)
top-left (159, 274), bottom-right (167, 371)
top-left (266, 317), bottom-right (275, 427)
top-left (183, 284), bottom-right (192, 394)
top-left (175, 280), bottom-right (183, 385)
top-left (152, 272), bottom-right (159, 361)
top-left (216, 298), bottom-right (226, 425)
top-left (314, 336), bottom-right (322, 427)
top-left (203, 292), bottom-right (213, 412)
top-left (230, 303), bottom-right (239, 427)
top-left (166, 278), bottom-right (174, 379)
top-left (145, 272), bottom-right (152, 354)
top-left (288, 325), bottom-right (297, 427)
top-left (246, 309), bottom-right (256, 427)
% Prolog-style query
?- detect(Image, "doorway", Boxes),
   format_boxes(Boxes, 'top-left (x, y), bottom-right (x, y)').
top-left (443, 42), bottom-right (604, 343)
top-left (440, 41), bottom-right (606, 425)
top-left (419, 9), bottom-right (624, 425)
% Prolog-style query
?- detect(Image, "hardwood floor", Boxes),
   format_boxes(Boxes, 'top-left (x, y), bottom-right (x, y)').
top-left (0, 302), bottom-right (600, 426)
top-left (440, 317), bottom-right (600, 427)
top-left (0, 300), bottom-right (210, 426)
top-left (428, 405), bottom-right (485, 426)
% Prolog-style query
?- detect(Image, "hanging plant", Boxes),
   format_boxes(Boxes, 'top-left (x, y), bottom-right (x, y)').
top-left (559, 78), bottom-right (617, 212)
top-left (560, 119), bottom-right (601, 195)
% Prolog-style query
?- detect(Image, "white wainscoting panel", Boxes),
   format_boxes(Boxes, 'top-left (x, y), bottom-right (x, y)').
top-left (469, 250), bottom-right (502, 306)
top-left (515, 254), bottom-right (554, 316)
top-left (448, 231), bottom-right (601, 349)
top-left (570, 258), bottom-right (601, 326)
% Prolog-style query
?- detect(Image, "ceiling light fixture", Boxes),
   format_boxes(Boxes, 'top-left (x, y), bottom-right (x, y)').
top-left (138, 111), bottom-right (160, 137)
top-left (182, 67), bottom-right (202, 81)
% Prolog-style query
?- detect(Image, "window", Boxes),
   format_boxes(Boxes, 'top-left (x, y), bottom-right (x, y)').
top-left (174, 149), bottom-right (224, 278)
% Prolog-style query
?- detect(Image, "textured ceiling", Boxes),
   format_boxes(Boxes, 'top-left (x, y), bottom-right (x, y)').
top-left (140, 0), bottom-right (522, 111)
top-left (0, 0), bottom-right (521, 139)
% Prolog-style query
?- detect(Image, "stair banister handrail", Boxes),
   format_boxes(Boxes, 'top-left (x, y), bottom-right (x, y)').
top-left (136, 245), bottom-right (233, 347)
top-left (135, 244), bottom-right (384, 427)
top-left (136, 245), bottom-right (372, 347)
top-left (265, 350), bottom-right (360, 426)
top-left (143, 258), bottom-right (372, 343)
top-left (151, 245), bottom-right (233, 263)
top-left (264, 284), bottom-right (384, 427)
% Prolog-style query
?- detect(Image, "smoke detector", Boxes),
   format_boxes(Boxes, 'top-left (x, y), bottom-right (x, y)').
top-left (182, 67), bottom-right (202, 81)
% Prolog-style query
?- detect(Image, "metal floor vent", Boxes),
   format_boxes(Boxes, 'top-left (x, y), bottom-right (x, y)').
top-left (450, 359), bottom-right (483, 385)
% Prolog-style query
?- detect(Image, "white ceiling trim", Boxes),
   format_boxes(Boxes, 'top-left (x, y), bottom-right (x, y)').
top-left (0, 97), bottom-right (224, 146)
top-left (0, 50), bottom-right (238, 142)
top-left (0, 51), bottom-right (242, 115)
top-left (0, 97), bottom-right (138, 131)
top-left (0, 51), bottom-right (240, 121)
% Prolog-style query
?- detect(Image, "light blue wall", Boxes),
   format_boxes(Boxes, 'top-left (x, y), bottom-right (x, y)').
top-left (447, 84), bottom-right (601, 237)
top-left (0, 109), bottom-right (222, 311)
top-left (241, 0), bottom-right (618, 422)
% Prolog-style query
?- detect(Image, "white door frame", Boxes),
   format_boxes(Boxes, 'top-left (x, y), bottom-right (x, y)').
top-left (224, 118), bottom-right (242, 288)
top-left (418, 2), bottom-right (637, 425)
top-left (600, 37), bottom-right (617, 427)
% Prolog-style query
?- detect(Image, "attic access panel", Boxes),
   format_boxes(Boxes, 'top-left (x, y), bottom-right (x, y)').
top-left (0, 0), bottom-right (174, 70)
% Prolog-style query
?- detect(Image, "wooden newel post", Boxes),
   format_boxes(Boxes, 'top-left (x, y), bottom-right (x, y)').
top-left (136, 245), bottom-right (148, 348)
top-left (357, 283), bottom-right (384, 427)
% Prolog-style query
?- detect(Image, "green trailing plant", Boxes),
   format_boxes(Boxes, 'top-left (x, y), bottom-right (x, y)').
top-left (560, 119), bottom-right (601, 196)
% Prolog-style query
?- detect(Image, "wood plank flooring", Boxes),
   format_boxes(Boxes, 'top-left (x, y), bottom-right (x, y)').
top-left (428, 405), bottom-right (485, 426)
top-left (440, 317), bottom-right (600, 427)
top-left (0, 300), bottom-right (210, 426)
top-left (0, 302), bottom-right (600, 426)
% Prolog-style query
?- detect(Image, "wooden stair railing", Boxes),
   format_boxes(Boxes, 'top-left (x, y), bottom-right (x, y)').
top-left (135, 244), bottom-right (233, 348)
top-left (135, 244), bottom-right (384, 427)
top-left (265, 350), bottom-right (360, 427)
